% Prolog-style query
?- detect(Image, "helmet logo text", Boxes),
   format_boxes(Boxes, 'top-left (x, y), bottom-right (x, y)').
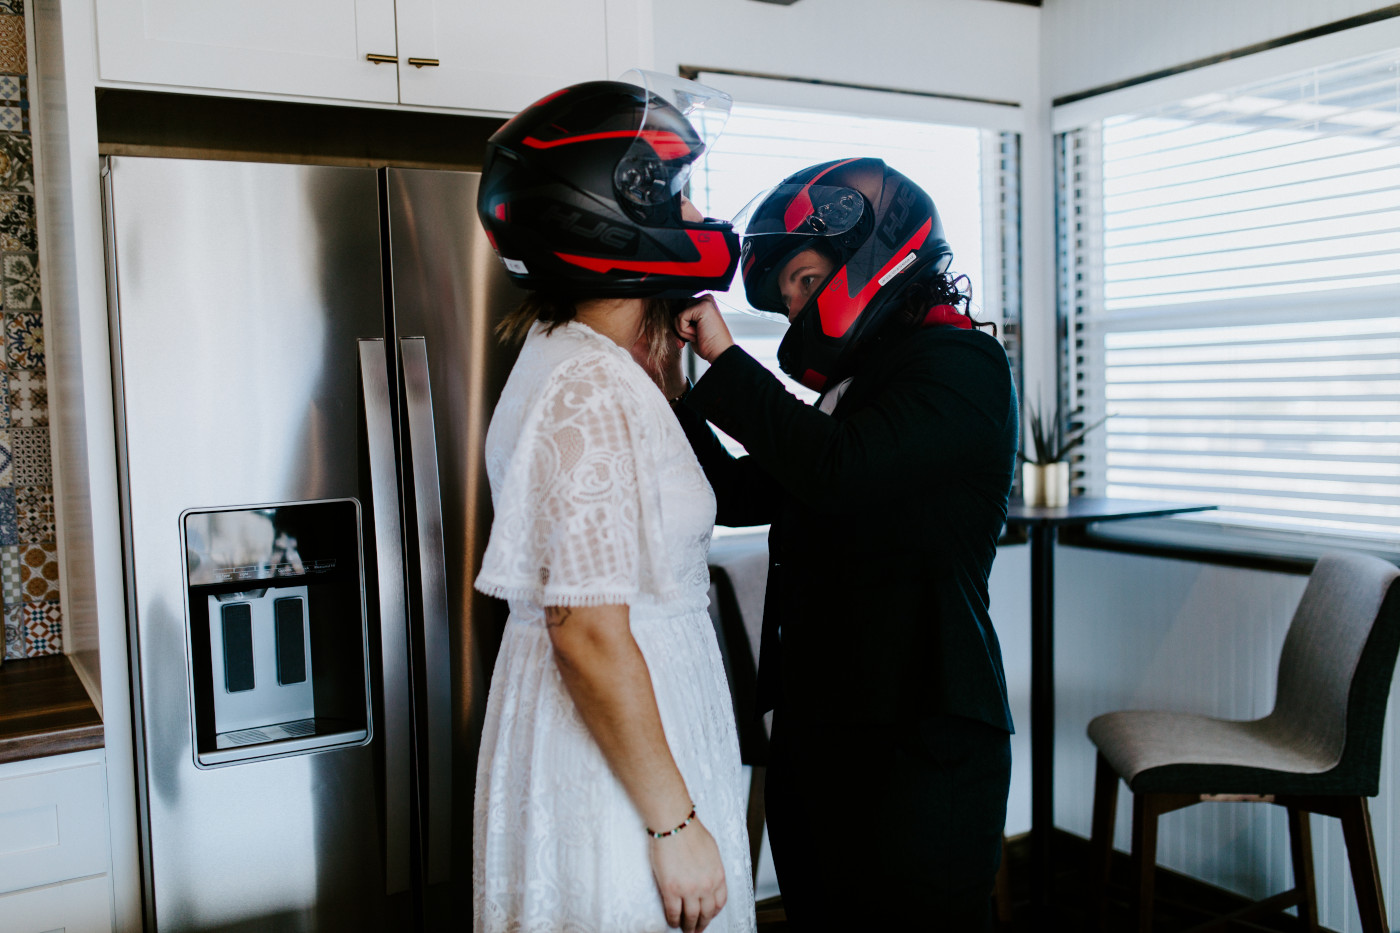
top-left (542, 205), bottom-right (639, 251)
top-left (876, 183), bottom-right (918, 250)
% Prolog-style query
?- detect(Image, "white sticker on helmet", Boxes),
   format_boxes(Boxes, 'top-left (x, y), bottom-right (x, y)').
top-left (878, 251), bottom-right (917, 287)
top-left (503, 257), bottom-right (528, 274)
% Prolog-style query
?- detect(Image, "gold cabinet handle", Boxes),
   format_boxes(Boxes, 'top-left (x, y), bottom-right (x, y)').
top-left (407, 57), bottom-right (440, 68)
top-left (366, 53), bottom-right (398, 64)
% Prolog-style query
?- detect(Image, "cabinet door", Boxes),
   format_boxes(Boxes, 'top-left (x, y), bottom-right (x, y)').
top-left (0, 875), bottom-right (113, 933)
top-left (0, 759), bottom-right (109, 893)
top-left (95, 0), bottom-right (400, 104)
top-left (395, 0), bottom-right (629, 114)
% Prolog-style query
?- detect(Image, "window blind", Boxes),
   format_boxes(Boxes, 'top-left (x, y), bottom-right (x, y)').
top-left (1060, 50), bottom-right (1400, 548)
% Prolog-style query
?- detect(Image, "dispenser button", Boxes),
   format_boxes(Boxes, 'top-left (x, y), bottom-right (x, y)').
top-left (221, 604), bottom-right (255, 693)
top-left (275, 597), bottom-right (308, 685)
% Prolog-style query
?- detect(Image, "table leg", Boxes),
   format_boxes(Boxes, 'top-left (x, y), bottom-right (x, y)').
top-left (1029, 522), bottom-right (1056, 912)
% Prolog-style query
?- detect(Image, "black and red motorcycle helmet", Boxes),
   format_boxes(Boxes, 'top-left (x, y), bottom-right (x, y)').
top-left (737, 158), bottom-right (953, 391)
top-left (477, 75), bottom-right (740, 299)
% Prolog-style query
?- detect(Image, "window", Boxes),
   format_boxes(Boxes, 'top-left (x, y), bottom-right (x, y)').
top-left (689, 101), bottom-right (1021, 421)
top-left (1059, 50), bottom-right (1400, 556)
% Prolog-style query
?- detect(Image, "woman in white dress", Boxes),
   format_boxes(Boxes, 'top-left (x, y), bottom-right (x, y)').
top-left (471, 76), bottom-right (755, 933)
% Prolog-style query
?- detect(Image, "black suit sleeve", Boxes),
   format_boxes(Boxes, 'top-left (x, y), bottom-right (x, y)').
top-left (685, 336), bottom-right (1013, 516)
top-left (672, 395), bottom-right (782, 527)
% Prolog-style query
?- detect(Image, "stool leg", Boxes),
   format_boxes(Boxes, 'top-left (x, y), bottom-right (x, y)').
top-left (1286, 806), bottom-right (1319, 933)
top-left (746, 765), bottom-right (766, 885)
top-left (1337, 797), bottom-right (1387, 933)
top-left (1089, 752), bottom-right (1119, 931)
top-left (1131, 793), bottom-right (1161, 933)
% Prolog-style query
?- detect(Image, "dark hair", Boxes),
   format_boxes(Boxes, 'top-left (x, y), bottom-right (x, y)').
top-left (895, 269), bottom-right (997, 336)
top-left (496, 292), bottom-right (683, 368)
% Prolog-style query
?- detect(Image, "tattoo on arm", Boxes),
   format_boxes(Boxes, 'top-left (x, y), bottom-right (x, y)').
top-left (545, 607), bottom-right (572, 628)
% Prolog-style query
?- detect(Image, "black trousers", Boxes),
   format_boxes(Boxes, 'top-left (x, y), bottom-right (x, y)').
top-left (765, 710), bottom-right (1011, 932)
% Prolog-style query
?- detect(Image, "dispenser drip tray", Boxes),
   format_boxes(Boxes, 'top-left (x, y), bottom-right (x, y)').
top-left (219, 718), bottom-right (318, 748)
top-left (202, 717), bottom-right (368, 766)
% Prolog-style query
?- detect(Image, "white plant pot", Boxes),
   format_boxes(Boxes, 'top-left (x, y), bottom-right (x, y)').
top-left (1022, 461), bottom-right (1070, 508)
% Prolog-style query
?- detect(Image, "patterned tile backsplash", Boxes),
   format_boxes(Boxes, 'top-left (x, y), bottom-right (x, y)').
top-left (0, 6), bottom-right (59, 664)
top-left (0, 15), bottom-right (24, 78)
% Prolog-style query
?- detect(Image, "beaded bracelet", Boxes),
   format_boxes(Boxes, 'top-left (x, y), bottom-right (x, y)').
top-left (647, 805), bottom-right (697, 839)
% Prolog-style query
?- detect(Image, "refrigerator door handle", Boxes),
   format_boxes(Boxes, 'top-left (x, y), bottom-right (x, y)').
top-left (400, 336), bottom-right (453, 885)
top-left (359, 339), bottom-right (412, 895)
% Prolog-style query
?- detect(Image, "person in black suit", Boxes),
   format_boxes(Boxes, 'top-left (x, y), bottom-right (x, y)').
top-left (663, 159), bottom-right (1019, 930)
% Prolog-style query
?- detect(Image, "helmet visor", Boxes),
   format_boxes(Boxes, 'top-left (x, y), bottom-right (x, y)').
top-left (615, 70), bottom-right (732, 218)
top-left (732, 183), bottom-right (866, 239)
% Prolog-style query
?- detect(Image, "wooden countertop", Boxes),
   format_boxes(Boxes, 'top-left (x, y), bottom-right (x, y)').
top-left (0, 655), bottom-right (103, 764)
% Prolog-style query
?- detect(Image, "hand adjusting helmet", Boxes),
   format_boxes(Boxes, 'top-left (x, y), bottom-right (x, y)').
top-left (737, 158), bottom-right (953, 391)
top-left (477, 72), bottom-right (740, 299)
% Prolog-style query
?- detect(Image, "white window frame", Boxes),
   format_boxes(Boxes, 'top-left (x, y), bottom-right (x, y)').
top-left (1053, 25), bottom-right (1400, 563)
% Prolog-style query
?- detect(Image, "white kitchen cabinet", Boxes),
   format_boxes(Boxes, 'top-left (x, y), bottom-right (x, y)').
top-left (395, 0), bottom-right (608, 113)
top-left (0, 751), bottom-right (113, 932)
top-left (94, 0), bottom-right (651, 114)
top-left (0, 875), bottom-right (113, 933)
top-left (94, 0), bottom-right (401, 104)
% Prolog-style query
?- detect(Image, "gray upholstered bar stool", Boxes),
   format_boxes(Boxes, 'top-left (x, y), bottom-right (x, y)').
top-left (1086, 551), bottom-right (1400, 933)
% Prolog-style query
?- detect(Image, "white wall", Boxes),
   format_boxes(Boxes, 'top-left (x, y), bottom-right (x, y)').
top-left (1041, 0), bottom-right (1397, 101)
top-left (653, 0), bottom-right (1039, 108)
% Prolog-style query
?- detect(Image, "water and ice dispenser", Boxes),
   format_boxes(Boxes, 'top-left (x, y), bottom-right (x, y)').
top-left (183, 500), bottom-right (373, 766)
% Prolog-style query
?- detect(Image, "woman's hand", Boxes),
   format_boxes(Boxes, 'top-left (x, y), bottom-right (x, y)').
top-left (675, 296), bottom-right (735, 364)
top-left (650, 817), bottom-right (729, 932)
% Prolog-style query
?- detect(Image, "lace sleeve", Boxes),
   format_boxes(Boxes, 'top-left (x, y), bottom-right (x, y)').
top-left (475, 355), bottom-right (678, 607)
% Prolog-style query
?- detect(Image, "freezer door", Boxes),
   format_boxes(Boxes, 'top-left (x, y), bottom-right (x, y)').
top-left (104, 157), bottom-right (412, 931)
top-left (384, 168), bottom-right (523, 922)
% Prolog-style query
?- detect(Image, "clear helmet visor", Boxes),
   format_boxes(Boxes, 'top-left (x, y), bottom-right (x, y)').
top-left (732, 183), bottom-right (866, 239)
top-left (615, 69), bottom-right (732, 217)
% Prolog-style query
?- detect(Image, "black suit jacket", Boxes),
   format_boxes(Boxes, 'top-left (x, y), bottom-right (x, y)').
top-left (676, 324), bottom-right (1018, 732)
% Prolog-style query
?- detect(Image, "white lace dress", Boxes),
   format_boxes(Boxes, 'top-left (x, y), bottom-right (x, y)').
top-left (473, 321), bottom-right (755, 933)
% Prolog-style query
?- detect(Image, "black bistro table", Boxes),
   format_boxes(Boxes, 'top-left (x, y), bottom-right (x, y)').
top-left (1003, 497), bottom-right (1215, 913)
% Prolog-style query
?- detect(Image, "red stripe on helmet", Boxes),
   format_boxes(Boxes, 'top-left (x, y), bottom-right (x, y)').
top-left (782, 158), bottom-right (860, 232)
top-left (522, 130), bottom-right (693, 160)
top-left (783, 189), bottom-right (814, 233)
top-left (816, 217), bottom-right (933, 339)
top-left (493, 202), bottom-right (507, 221)
top-left (528, 88), bottom-right (569, 110)
top-left (554, 230), bottom-right (733, 276)
top-left (800, 369), bottom-right (828, 392)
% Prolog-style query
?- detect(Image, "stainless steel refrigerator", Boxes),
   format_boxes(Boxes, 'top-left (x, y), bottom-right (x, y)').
top-left (103, 156), bottom-right (522, 931)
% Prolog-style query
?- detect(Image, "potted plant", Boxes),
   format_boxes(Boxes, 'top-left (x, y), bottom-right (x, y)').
top-left (1020, 398), bottom-right (1108, 507)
